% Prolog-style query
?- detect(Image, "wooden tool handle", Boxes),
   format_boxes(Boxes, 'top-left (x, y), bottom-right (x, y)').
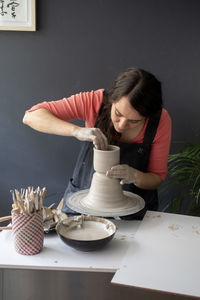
top-left (0, 216), bottom-right (12, 230)
top-left (0, 215), bottom-right (12, 223)
top-left (0, 226), bottom-right (12, 230)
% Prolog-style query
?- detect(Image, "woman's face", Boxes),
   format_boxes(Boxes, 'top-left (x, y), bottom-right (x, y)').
top-left (110, 96), bottom-right (146, 133)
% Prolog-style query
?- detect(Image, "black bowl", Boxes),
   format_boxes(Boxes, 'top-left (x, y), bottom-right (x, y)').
top-left (56, 215), bottom-right (116, 252)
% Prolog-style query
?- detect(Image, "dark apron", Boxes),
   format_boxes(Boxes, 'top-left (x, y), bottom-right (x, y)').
top-left (62, 111), bottom-right (161, 220)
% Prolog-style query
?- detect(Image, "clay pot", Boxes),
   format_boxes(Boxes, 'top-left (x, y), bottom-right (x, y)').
top-left (66, 144), bottom-right (145, 217)
top-left (86, 173), bottom-right (125, 209)
top-left (85, 145), bottom-right (125, 210)
top-left (93, 145), bottom-right (120, 173)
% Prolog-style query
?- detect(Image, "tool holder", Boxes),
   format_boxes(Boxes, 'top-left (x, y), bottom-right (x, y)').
top-left (12, 212), bottom-right (44, 255)
top-left (0, 212), bottom-right (44, 255)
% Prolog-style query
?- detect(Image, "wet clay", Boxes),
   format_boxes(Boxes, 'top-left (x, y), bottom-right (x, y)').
top-left (67, 145), bottom-right (145, 217)
top-left (84, 145), bottom-right (141, 211)
top-left (168, 224), bottom-right (182, 231)
top-left (192, 225), bottom-right (200, 235)
top-left (59, 221), bottom-right (112, 241)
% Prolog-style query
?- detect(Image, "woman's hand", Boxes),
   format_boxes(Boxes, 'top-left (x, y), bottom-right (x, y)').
top-left (106, 164), bottom-right (162, 189)
top-left (72, 128), bottom-right (108, 150)
top-left (106, 164), bottom-right (137, 185)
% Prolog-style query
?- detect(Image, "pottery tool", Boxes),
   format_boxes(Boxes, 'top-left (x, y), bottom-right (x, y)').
top-left (0, 215), bottom-right (12, 230)
top-left (0, 187), bottom-right (47, 231)
top-left (10, 186), bottom-right (46, 215)
top-left (10, 190), bottom-right (17, 207)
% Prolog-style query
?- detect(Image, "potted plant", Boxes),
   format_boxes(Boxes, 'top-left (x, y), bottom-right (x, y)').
top-left (163, 143), bottom-right (200, 216)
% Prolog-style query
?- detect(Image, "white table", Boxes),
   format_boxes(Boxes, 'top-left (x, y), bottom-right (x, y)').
top-left (0, 219), bottom-right (141, 300)
top-left (0, 219), bottom-right (140, 272)
top-left (112, 211), bottom-right (200, 298)
top-left (1, 211), bottom-right (200, 300)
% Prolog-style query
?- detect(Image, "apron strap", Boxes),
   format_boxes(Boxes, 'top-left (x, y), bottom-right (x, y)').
top-left (143, 109), bottom-right (162, 145)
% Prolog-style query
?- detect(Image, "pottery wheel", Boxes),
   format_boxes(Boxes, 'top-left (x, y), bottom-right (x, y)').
top-left (66, 189), bottom-right (145, 217)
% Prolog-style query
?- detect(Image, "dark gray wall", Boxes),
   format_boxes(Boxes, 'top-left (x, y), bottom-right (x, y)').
top-left (1, 0), bottom-right (200, 217)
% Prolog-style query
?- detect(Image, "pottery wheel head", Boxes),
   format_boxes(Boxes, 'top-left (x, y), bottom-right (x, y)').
top-left (66, 189), bottom-right (145, 217)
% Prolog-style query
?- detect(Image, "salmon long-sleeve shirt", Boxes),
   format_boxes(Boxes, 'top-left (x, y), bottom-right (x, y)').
top-left (28, 89), bottom-right (172, 180)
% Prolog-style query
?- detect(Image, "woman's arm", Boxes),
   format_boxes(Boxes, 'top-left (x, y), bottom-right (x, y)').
top-left (131, 168), bottom-right (162, 189)
top-left (23, 108), bottom-right (108, 149)
top-left (23, 108), bottom-right (80, 136)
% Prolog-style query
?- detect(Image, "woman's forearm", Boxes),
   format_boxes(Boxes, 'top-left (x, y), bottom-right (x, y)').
top-left (134, 169), bottom-right (162, 190)
top-left (23, 108), bottom-right (80, 136)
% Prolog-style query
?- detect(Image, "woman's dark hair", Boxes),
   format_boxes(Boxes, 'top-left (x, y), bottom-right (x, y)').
top-left (95, 67), bottom-right (163, 143)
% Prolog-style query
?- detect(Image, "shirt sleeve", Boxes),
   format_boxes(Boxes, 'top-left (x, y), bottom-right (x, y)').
top-left (147, 109), bottom-right (172, 180)
top-left (27, 89), bottom-right (104, 128)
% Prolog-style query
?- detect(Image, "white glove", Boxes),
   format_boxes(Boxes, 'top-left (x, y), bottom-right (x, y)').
top-left (106, 164), bottom-right (137, 185)
top-left (72, 128), bottom-right (108, 150)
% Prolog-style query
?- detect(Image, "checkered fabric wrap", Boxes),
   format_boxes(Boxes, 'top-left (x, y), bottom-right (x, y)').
top-left (12, 212), bottom-right (44, 255)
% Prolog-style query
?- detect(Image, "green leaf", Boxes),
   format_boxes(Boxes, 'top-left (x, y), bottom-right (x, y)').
top-left (161, 143), bottom-right (200, 216)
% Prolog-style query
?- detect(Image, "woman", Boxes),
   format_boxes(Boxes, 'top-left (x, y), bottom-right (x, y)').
top-left (23, 67), bottom-right (171, 219)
